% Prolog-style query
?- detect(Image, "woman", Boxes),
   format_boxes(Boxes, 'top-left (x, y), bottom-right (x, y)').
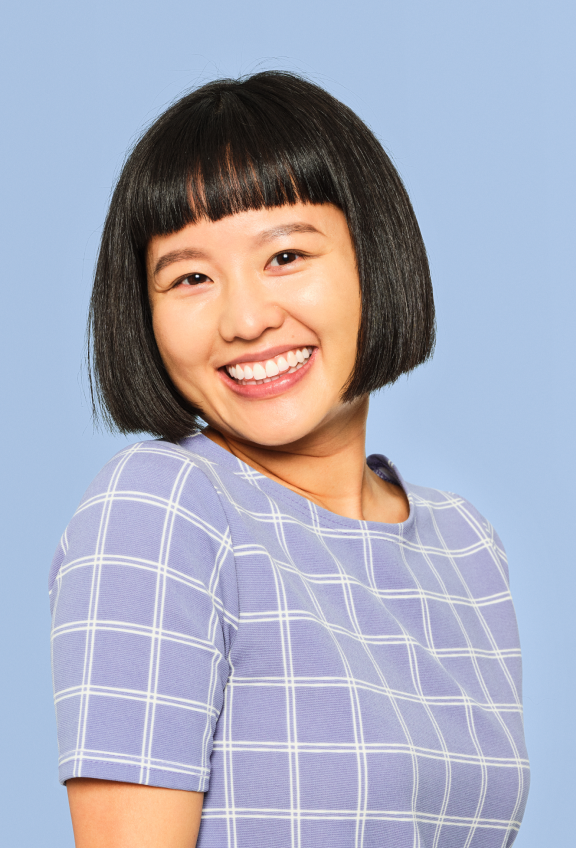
top-left (50, 71), bottom-right (529, 847)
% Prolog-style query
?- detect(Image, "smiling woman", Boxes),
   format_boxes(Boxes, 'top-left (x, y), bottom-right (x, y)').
top-left (88, 71), bottom-right (434, 442)
top-left (50, 72), bottom-right (529, 848)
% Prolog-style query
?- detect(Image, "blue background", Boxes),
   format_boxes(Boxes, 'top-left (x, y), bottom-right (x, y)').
top-left (1, 1), bottom-right (573, 844)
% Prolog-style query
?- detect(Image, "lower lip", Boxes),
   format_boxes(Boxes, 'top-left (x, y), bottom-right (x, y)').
top-left (219, 349), bottom-right (317, 399)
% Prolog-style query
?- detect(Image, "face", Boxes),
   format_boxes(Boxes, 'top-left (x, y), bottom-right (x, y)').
top-left (146, 202), bottom-right (363, 448)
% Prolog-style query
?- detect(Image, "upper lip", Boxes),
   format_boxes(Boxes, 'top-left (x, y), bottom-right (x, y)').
top-left (221, 343), bottom-right (315, 368)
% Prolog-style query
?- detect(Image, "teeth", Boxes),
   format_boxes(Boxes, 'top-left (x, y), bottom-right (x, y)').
top-left (226, 347), bottom-right (313, 384)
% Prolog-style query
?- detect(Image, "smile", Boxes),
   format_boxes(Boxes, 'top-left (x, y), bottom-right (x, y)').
top-left (225, 347), bottom-right (313, 385)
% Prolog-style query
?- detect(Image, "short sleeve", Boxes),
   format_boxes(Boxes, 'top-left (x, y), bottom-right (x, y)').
top-left (49, 441), bottom-right (238, 792)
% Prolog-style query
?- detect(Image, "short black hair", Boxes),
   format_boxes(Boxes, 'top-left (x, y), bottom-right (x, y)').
top-left (88, 70), bottom-right (435, 441)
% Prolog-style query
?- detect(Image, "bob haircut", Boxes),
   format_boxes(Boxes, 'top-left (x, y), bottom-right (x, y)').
top-left (89, 70), bottom-right (435, 441)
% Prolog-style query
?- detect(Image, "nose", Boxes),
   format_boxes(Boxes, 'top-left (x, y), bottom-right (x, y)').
top-left (218, 272), bottom-right (285, 343)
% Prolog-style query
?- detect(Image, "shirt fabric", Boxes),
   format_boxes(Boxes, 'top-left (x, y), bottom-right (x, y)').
top-left (49, 433), bottom-right (529, 847)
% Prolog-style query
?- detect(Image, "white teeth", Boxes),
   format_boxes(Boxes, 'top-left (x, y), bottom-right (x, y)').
top-left (227, 347), bottom-right (313, 384)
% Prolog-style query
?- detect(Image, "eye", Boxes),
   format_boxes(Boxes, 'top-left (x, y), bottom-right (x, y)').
top-left (177, 272), bottom-right (211, 287)
top-left (269, 251), bottom-right (300, 268)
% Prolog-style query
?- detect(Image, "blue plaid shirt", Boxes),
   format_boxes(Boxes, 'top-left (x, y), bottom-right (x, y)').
top-left (50, 433), bottom-right (529, 847)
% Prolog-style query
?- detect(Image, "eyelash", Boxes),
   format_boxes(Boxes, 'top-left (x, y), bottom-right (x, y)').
top-left (173, 250), bottom-right (306, 288)
top-left (176, 272), bottom-right (210, 287)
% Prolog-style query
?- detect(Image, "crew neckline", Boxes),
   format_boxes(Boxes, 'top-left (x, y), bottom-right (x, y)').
top-left (177, 431), bottom-right (414, 532)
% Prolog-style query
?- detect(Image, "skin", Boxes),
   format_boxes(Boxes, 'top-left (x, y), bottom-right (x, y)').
top-left (67, 779), bottom-right (203, 847)
top-left (67, 201), bottom-right (409, 846)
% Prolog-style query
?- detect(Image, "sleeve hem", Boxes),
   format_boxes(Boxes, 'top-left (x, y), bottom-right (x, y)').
top-left (59, 758), bottom-right (209, 793)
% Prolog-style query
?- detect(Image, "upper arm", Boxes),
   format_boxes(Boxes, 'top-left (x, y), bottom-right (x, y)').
top-left (50, 443), bottom-right (238, 797)
top-left (67, 778), bottom-right (203, 848)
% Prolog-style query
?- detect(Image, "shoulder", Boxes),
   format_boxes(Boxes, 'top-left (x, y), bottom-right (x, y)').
top-left (373, 454), bottom-right (505, 552)
top-left (79, 437), bottom-right (216, 502)
top-left (49, 437), bottom-right (231, 594)
top-left (406, 480), bottom-right (510, 583)
top-left (408, 480), bottom-right (501, 539)
top-left (70, 437), bottom-right (233, 531)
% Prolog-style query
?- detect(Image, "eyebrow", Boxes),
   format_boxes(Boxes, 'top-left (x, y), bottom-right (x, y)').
top-left (154, 247), bottom-right (208, 277)
top-left (255, 222), bottom-right (323, 244)
top-left (153, 222), bottom-right (323, 277)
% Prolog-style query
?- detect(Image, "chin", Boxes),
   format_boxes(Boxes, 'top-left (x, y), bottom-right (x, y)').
top-left (226, 417), bottom-right (322, 449)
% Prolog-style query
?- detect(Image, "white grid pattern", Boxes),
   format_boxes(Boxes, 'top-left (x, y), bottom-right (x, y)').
top-left (50, 434), bottom-right (529, 847)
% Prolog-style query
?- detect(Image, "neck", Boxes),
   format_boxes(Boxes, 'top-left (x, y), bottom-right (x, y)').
top-left (204, 398), bottom-right (409, 523)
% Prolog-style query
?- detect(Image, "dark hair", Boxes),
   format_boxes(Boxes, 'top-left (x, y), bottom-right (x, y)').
top-left (88, 70), bottom-right (435, 441)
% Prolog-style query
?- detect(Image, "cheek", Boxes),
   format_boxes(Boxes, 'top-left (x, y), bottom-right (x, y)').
top-left (310, 272), bottom-right (361, 349)
top-left (151, 303), bottom-right (206, 375)
top-left (293, 263), bottom-right (360, 323)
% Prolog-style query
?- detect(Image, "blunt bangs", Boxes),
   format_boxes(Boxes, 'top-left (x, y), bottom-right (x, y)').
top-left (126, 78), bottom-right (346, 247)
top-left (89, 71), bottom-right (435, 440)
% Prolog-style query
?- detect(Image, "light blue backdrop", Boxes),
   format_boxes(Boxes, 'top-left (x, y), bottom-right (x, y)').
top-left (1, 1), bottom-right (573, 844)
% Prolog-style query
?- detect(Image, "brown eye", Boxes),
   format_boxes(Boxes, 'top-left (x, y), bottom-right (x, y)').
top-left (270, 251), bottom-right (299, 267)
top-left (179, 273), bottom-right (210, 286)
